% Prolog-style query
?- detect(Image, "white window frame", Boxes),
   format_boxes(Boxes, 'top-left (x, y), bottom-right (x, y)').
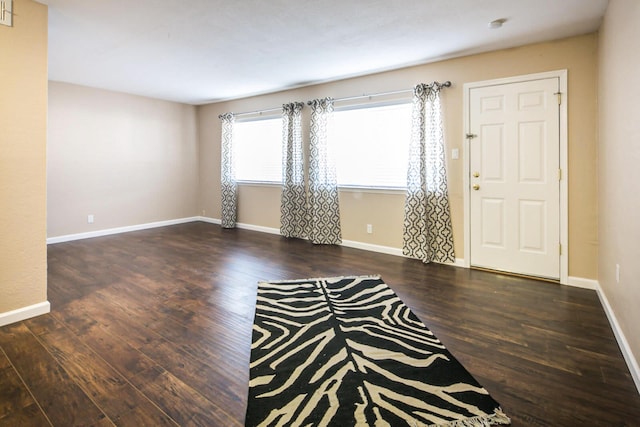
top-left (233, 115), bottom-right (282, 185)
top-left (330, 100), bottom-right (412, 190)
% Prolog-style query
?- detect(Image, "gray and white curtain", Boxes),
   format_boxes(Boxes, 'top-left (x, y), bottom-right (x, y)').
top-left (308, 98), bottom-right (342, 244)
top-left (402, 83), bottom-right (455, 263)
top-left (280, 102), bottom-right (308, 239)
top-left (219, 112), bottom-right (237, 229)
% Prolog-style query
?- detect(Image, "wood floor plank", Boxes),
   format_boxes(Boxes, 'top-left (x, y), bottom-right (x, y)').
top-left (131, 366), bottom-right (241, 427)
top-left (109, 405), bottom-right (178, 427)
top-left (50, 309), bottom-right (157, 381)
top-left (62, 287), bottom-right (248, 421)
top-left (28, 316), bottom-right (177, 427)
top-left (52, 294), bottom-right (240, 426)
top-left (1, 221), bottom-right (638, 426)
top-left (0, 402), bottom-right (52, 427)
top-left (0, 350), bottom-right (40, 421)
top-left (96, 281), bottom-right (251, 380)
top-left (0, 323), bottom-right (109, 426)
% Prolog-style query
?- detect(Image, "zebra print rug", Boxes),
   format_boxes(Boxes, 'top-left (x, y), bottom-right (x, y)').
top-left (246, 275), bottom-right (510, 427)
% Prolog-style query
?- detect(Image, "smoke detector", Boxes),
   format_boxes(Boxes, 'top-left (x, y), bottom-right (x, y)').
top-left (488, 18), bottom-right (507, 29)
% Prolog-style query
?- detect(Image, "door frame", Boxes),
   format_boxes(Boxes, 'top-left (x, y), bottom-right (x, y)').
top-left (462, 70), bottom-right (568, 284)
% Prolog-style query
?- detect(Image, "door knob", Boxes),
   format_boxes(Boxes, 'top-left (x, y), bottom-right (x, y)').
top-left (472, 184), bottom-right (480, 191)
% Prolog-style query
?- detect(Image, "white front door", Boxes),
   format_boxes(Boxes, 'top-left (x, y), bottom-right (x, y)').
top-left (468, 77), bottom-right (560, 280)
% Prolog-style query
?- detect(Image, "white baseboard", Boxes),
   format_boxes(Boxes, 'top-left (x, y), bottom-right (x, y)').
top-left (341, 240), bottom-right (404, 257)
top-left (566, 276), bottom-right (599, 290)
top-left (567, 276), bottom-right (638, 393)
top-left (233, 221), bottom-right (406, 258)
top-left (236, 222), bottom-right (280, 235)
top-left (197, 216), bottom-right (221, 225)
top-left (340, 243), bottom-right (465, 268)
top-left (595, 283), bottom-right (640, 395)
top-left (0, 301), bottom-right (50, 327)
top-left (47, 217), bottom-right (201, 244)
top-left (209, 217), bottom-right (465, 264)
top-left (199, 218), bottom-right (280, 236)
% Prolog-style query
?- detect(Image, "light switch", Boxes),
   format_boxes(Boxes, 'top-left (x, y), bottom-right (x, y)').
top-left (0, 1), bottom-right (13, 27)
top-left (451, 148), bottom-right (459, 160)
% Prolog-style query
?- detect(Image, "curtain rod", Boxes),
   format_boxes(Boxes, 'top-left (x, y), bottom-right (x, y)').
top-left (333, 81), bottom-right (452, 104)
top-left (232, 81), bottom-right (452, 118)
top-left (234, 106), bottom-right (283, 118)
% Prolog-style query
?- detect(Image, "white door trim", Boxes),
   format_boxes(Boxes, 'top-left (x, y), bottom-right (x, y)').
top-left (462, 70), bottom-right (568, 285)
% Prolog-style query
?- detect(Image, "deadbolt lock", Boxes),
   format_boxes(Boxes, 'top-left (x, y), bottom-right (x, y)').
top-left (472, 172), bottom-right (480, 178)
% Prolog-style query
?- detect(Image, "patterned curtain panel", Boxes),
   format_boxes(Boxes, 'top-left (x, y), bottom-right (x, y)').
top-left (280, 102), bottom-right (309, 239)
top-left (402, 84), bottom-right (455, 263)
top-left (307, 98), bottom-right (342, 245)
top-left (219, 112), bottom-right (237, 229)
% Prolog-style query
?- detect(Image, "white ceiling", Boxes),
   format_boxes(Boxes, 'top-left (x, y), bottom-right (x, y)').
top-left (37, 0), bottom-right (608, 105)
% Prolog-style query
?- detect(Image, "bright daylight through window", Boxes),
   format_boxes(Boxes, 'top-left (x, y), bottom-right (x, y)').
top-left (233, 102), bottom-right (412, 188)
top-left (234, 117), bottom-right (282, 183)
top-left (330, 102), bottom-right (411, 188)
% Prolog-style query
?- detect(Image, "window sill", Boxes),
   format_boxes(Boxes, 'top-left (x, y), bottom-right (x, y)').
top-left (338, 185), bottom-right (406, 195)
top-left (237, 180), bottom-right (281, 188)
top-left (237, 181), bottom-right (406, 194)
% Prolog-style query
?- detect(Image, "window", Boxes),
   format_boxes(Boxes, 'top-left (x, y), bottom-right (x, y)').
top-left (330, 102), bottom-right (411, 188)
top-left (233, 117), bottom-right (282, 183)
top-left (232, 102), bottom-right (412, 188)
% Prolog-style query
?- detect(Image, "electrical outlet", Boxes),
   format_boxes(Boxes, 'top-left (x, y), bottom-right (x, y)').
top-left (615, 264), bottom-right (620, 283)
top-left (88, 214), bottom-right (94, 224)
top-left (366, 224), bottom-right (373, 234)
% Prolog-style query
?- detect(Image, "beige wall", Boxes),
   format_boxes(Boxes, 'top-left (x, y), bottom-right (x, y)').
top-left (47, 82), bottom-right (199, 237)
top-left (0, 0), bottom-right (48, 313)
top-left (198, 33), bottom-right (599, 278)
top-left (598, 0), bottom-right (640, 377)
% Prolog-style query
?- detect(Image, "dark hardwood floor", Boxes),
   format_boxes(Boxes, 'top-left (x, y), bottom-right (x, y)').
top-left (1, 221), bottom-right (639, 426)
